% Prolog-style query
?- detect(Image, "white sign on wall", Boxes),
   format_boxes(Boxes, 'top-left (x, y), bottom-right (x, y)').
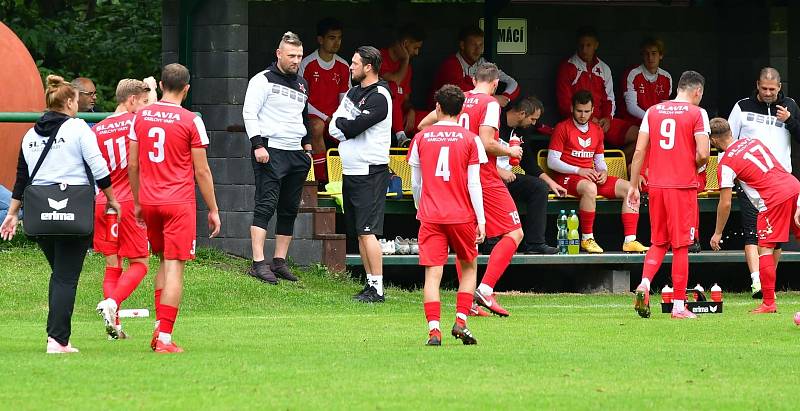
top-left (478, 18), bottom-right (528, 55)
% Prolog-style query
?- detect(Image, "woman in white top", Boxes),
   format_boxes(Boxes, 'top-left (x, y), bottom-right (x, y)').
top-left (0, 75), bottom-right (122, 354)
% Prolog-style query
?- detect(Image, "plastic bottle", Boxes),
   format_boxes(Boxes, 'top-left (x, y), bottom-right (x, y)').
top-left (661, 284), bottom-right (673, 304)
top-left (557, 210), bottom-right (568, 254)
top-left (567, 210), bottom-right (579, 254)
top-left (509, 135), bottom-right (521, 166)
top-left (693, 284), bottom-right (705, 301)
top-left (105, 209), bottom-right (118, 243)
top-left (710, 283), bottom-right (722, 302)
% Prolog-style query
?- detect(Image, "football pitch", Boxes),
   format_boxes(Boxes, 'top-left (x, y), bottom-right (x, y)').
top-left (1, 245), bottom-right (799, 410)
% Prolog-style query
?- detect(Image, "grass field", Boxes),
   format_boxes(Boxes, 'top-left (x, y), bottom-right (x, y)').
top-left (1, 242), bottom-right (799, 410)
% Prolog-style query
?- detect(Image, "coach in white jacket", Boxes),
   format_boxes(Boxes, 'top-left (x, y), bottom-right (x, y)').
top-left (329, 45), bottom-right (392, 303)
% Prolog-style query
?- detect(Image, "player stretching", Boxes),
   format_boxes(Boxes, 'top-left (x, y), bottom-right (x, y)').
top-left (94, 79), bottom-right (152, 340)
top-left (708, 118), bottom-right (800, 313)
top-left (628, 71), bottom-right (710, 319)
top-left (129, 63), bottom-right (221, 353)
top-left (547, 90), bottom-right (648, 254)
top-left (409, 85), bottom-right (486, 346)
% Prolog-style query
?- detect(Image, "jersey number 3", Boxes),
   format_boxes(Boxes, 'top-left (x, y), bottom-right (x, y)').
top-left (148, 127), bottom-right (166, 163)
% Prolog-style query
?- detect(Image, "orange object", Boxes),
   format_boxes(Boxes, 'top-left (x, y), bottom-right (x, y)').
top-left (0, 22), bottom-right (45, 189)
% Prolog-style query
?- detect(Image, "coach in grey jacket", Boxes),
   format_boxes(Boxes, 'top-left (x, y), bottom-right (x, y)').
top-left (243, 32), bottom-right (312, 285)
top-left (727, 67), bottom-right (800, 297)
top-left (329, 46), bottom-right (392, 303)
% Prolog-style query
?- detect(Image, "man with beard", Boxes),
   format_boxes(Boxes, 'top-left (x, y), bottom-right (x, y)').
top-left (243, 32), bottom-right (313, 284)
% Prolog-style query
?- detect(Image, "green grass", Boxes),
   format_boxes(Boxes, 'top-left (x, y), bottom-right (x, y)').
top-left (1, 244), bottom-right (800, 410)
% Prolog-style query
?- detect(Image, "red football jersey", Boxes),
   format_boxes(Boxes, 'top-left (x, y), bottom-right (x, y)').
top-left (619, 64), bottom-right (672, 120)
top-left (408, 122), bottom-right (486, 224)
top-left (129, 101), bottom-right (209, 206)
top-left (379, 48), bottom-right (413, 134)
top-left (640, 100), bottom-right (710, 189)
top-left (718, 138), bottom-right (800, 211)
top-left (92, 111), bottom-right (135, 204)
top-left (458, 90), bottom-right (503, 189)
top-left (299, 50), bottom-right (350, 119)
top-left (548, 119), bottom-right (605, 169)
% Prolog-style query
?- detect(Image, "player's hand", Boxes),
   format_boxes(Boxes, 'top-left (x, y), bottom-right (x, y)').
top-left (495, 95), bottom-right (510, 107)
top-left (208, 210), bottom-right (221, 238)
top-left (254, 147), bottom-right (269, 163)
top-left (475, 223), bottom-right (486, 244)
top-left (637, 175), bottom-right (647, 191)
top-left (498, 168), bottom-right (516, 183)
top-left (577, 167), bottom-right (598, 180)
top-left (710, 233), bottom-right (723, 251)
top-left (626, 186), bottom-right (640, 213)
top-left (398, 42), bottom-right (410, 61)
top-left (596, 171), bottom-right (608, 185)
top-left (507, 145), bottom-right (523, 159)
top-left (106, 200), bottom-right (123, 222)
top-left (776, 105), bottom-right (791, 122)
top-left (0, 214), bottom-right (18, 241)
top-left (598, 117), bottom-right (611, 133)
top-left (550, 182), bottom-right (567, 197)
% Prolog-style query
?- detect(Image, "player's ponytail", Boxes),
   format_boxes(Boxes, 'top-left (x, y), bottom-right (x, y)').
top-left (45, 75), bottom-right (78, 111)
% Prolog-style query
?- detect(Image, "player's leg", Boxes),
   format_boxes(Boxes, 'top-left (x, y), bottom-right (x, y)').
top-left (271, 151), bottom-right (312, 281)
top-left (449, 222), bottom-right (481, 344)
top-left (669, 245), bottom-right (696, 319)
top-left (575, 179), bottom-right (602, 253)
top-left (155, 258), bottom-right (186, 353)
top-left (419, 222), bottom-right (448, 345)
top-left (507, 174), bottom-right (556, 254)
top-left (738, 187), bottom-right (761, 298)
top-left (634, 187), bottom-right (669, 318)
top-left (248, 151), bottom-right (281, 284)
top-left (609, 177), bottom-right (648, 253)
top-left (668, 189), bottom-right (698, 319)
top-left (622, 125), bottom-right (639, 163)
top-left (753, 245), bottom-right (777, 313)
top-left (151, 255), bottom-right (166, 351)
top-left (476, 186), bottom-right (521, 316)
top-left (309, 116), bottom-right (328, 185)
top-left (355, 168), bottom-right (389, 302)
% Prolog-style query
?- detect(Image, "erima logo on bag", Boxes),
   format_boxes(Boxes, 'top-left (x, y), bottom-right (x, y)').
top-left (578, 136), bottom-right (591, 148)
top-left (709, 305), bottom-right (718, 313)
top-left (41, 198), bottom-right (75, 221)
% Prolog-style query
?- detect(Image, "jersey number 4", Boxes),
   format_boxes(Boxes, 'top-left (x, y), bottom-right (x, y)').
top-left (148, 127), bottom-right (166, 163)
top-left (435, 147), bottom-right (451, 181)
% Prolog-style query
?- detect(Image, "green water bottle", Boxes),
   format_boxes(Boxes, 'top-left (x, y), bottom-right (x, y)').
top-left (567, 209), bottom-right (579, 254)
top-left (557, 210), bottom-right (568, 254)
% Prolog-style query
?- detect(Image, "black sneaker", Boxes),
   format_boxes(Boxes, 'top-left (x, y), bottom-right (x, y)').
top-left (271, 258), bottom-right (298, 281)
top-left (247, 260), bottom-right (278, 284)
top-left (352, 283), bottom-right (371, 299)
top-left (689, 240), bottom-right (701, 253)
top-left (451, 322), bottom-right (477, 345)
top-left (524, 243), bottom-right (558, 255)
top-left (356, 286), bottom-right (385, 303)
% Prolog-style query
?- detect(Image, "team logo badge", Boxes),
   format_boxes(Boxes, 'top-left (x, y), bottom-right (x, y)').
top-left (578, 136), bottom-right (591, 148)
top-left (48, 198), bottom-right (68, 210)
top-left (297, 83), bottom-right (307, 94)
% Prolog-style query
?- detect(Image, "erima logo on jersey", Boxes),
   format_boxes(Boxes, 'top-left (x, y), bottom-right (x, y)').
top-left (48, 198), bottom-right (68, 210)
top-left (578, 136), bottom-right (591, 148)
top-left (570, 150), bottom-right (595, 158)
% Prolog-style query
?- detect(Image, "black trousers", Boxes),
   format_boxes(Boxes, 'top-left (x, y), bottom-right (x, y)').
top-left (35, 235), bottom-right (91, 346)
top-left (252, 147), bottom-right (312, 235)
top-left (735, 184), bottom-right (759, 246)
top-left (506, 173), bottom-right (550, 248)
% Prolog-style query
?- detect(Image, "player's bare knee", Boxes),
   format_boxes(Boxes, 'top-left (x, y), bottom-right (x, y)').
top-left (579, 181), bottom-right (598, 197)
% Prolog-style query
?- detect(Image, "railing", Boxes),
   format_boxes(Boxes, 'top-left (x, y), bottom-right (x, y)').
top-left (0, 111), bottom-right (201, 124)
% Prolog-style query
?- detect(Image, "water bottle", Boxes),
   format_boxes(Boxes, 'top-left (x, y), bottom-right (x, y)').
top-left (693, 284), bottom-right (705, 301)
top-left (557, 210), bottom-right (568, 254)
top-left (661, 284), bottom-right (673, 304)
top-left (567, 210), bottom-right (579, 254)
top-left (509, 135), bottom-right (521, 166)
top-left (710, 283), bottom-right (722, 302)
top-left (105, 208), bottom-right (119, 243)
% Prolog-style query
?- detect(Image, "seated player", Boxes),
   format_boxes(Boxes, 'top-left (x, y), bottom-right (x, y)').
top-left (547, 90), bottom-right (648, 254)
top-left (618, 37), bottom-right (673, 122)
top-left (556, 26), bottom-right (638, 158)
top-left (709, 118), bottom-right (800, 313)
top-left (299, 17), bottom-right (350, 186)
top-left (94, 79), bottom-right (152, 340)
top-left (429, 25), bottom-right (519, 109)
top-left (380, 24), bottom-right (425, 146)
top-left (409, 84), bottom-right (486, 345)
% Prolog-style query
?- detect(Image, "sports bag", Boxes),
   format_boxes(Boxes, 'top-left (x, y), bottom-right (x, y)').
top-left (22, 132), bottom-right (95, 236)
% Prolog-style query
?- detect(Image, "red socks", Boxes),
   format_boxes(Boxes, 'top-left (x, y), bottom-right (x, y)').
top-left (312, 153), bottom-right (328, 183)
top-left (642, 244), bottom-right (668, 283)
top-left (103, 266), bottom-right (122, 299)
top-left (455, 292), bottom-right (472, 326)
top-left (759, 254), bottom-right (776, 306)
top-left (158, 304), bottom-right (178, 334)
top-left (621, 212), bottom-right (639, 237)
top-left (671, 246), bottom-right (689, 301)
top-left (578, 210), bottom-right (595, 235)
top-left (424, 301), bottom-right (440, 324)
top-left (110, 262), bottom-right (148, 305)
top-left (481, 236), bottom-right (517, 288)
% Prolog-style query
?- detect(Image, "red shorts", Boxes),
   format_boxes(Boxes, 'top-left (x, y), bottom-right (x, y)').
top-left (308, 115), bottom-right (339, 147)
top-left (93, 200), bottom-right (148, 258)
top-left (648, 187), bottom-right (698, 248)
top-left (605, 118), bottom-right (635, 147)
top-left (141, 203), bottom-right (197, 261)
top-left (551, 173), bottom-right (620, 199)
top-left (483, 184), bottom-right (522, 238)
top-left (757, 195), bottom-right (800, 248)
top-left (418, 221), bottom-right (478, 266)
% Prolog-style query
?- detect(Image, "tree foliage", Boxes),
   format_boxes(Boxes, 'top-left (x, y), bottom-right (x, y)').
top-left (1, 0), bottom-right (161, 111)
